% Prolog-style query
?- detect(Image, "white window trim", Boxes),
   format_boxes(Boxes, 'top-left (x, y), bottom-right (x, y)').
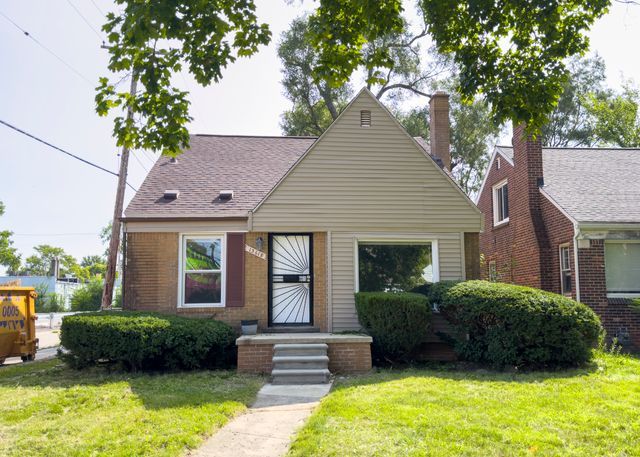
top-left (177, 232), bottom-right (227, 308)
top-left (605, 240), bottom-right (640, 298)
top-left (353, 235), bottom-right (439, 293)
top-left (559, 244), bottom-right (572, 296)
top-left (492, 179), bottom-right (509, 227)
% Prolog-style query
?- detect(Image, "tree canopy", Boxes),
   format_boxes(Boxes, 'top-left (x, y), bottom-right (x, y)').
top-left (308, 0), bottom-right (610, 131)
top-left (542, 55), bottom-right (607, 147)
top-left (586, 83), bottom-right (640, 147)
top-left (278, 15), bottom-right (499, 195)
top-left (96, 0), bottom-right (271, 155)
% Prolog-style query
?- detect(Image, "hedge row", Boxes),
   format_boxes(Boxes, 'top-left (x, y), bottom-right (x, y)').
top-left (60, 311), bottom-right (236, 371)
top-left (440, 281), bottom-right (603, 368)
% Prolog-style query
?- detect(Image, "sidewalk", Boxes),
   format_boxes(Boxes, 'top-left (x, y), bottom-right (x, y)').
top-left (190, 383), bottom-right (332, 457)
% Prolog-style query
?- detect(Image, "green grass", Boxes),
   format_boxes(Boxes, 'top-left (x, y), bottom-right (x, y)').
top-left (289, 352), bottom-right (640, 457)
top-left (0, 359), bottom-right (263, 457)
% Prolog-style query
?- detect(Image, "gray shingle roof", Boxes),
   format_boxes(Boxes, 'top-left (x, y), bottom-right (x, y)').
top-left (498, 146), bottom-right (640, 224)
top-left (125, 133), bottom-right (455, 220)
top-left (124, 135), bottom-right (316, 219)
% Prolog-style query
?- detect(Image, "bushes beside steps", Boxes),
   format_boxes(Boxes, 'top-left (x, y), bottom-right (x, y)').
top-left (60, 311), bottom-right (236, 371)
top-left (355, 292), bottom-right (431, 362)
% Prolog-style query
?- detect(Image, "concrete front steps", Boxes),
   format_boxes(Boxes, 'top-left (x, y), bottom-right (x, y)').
top-left (271, 343), bottom-right (330, 384)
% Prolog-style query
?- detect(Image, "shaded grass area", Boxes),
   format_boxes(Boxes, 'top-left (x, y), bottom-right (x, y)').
top-left (289, 352), bottom-right (640, 457)
top-left (0, 359), bottom-right (263, 457)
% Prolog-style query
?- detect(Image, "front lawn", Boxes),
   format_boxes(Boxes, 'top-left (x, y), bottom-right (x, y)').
top-left (289, 352), bottom-right (640, 456)
top-left (0, 359), bottom-right (263, 457)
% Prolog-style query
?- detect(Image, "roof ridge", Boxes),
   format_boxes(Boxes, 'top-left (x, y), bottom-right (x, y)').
top-left (192, 133), bottom-right (318, 139)
top-left (496, 145), bottom-right (640, 151)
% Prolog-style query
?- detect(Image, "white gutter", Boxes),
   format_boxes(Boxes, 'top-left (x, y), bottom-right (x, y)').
top-left (573, 223), bottom-right (581, 303)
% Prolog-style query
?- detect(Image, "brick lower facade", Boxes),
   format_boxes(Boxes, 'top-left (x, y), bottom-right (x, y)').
top-left (124, 231), bottom-right (328, 331)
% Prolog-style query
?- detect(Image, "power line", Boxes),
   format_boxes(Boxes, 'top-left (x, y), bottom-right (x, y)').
top-left (0, 119), bottom-right (137, 192)
top-left (66, 0), bottom-right (103, 42)
top-left (0, 10), bottom-right (94, 86)
top-left (89, 0), bottom-right (105, 16)
top-left (131, 151), bottom-right (149, 172)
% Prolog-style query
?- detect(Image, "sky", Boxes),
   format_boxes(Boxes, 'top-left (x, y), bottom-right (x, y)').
top-left (1, 1), bottom-right (639, 274)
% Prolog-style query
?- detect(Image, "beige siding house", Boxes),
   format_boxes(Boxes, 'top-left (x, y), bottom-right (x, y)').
top-left (122, 88), bottom-right (482, 341)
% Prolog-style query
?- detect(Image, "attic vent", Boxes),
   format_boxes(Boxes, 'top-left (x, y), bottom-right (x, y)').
top-left (163, 190), bottom-right (179, 200)
top-left (360, 110), bottom-right (372, 127)
top-left (169, 157), bottom-right (178, 164)
top-left (219, 190), bottom-right (234, 201)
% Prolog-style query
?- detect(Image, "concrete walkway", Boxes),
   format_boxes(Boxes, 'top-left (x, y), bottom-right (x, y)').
top-left (191, 383), bottom-right (332, 457)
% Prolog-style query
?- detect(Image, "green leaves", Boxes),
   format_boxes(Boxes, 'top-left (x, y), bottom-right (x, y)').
top-left (308, 0), bottom-right (610, 131)
top-left (585, 84), bottom-right (640, 147)
top-left (421, 0), bottom-right (610, 131)
top-left (96, 0), bottom-right (271, 156)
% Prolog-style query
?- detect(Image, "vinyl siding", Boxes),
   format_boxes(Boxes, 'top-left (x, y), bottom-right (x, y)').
top-left (251, 90), bottom-right (479, 331)
top-left (331, 232), bottom-right (464, 331)
top-left (251, 90), bottom-right (481, 233)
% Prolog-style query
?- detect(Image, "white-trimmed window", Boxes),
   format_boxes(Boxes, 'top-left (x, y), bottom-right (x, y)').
top-left (180, 234), bottom-right (225, 307)
top-left (355, 239), bottom-right (439, 292)
top-left (492, 180), bottom-right (509, 226)
top-left (559, 245), bottom-right (572, 295)
top-left (605, 241), bottom-right (640, 296)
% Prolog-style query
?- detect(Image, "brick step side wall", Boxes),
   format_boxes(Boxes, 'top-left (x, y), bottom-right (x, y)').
top-left (238, 341), bottom-right (372, 374)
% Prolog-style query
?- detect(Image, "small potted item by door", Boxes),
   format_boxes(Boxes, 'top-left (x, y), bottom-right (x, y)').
top-left (241, 319), bottom-right (258, 335)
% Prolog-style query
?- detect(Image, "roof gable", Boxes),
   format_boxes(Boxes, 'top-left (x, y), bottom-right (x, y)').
top-left (487, 146), bottom-right (640, 224)
top-left (251, 88), bottom-right (482, 232)
top-left (124, 135), bottom-right (315, 219)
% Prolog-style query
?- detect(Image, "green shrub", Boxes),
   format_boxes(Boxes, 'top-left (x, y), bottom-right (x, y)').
top-left (427, 280), bottom-right (461, 306)
top-left (70, 279), bottom-right (103, 311)
top-left (60, 311), bottom-right (236, 371)
top-left (440, 280), bottom-right (603, 368)
top-left (355, 292), bottom-right (431, 362)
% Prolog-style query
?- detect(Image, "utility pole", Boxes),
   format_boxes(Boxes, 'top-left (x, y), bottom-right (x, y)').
top-left (101, 72), bottom-right (137, 309)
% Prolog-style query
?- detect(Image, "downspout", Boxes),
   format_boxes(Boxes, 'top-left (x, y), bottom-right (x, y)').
top-left (121, 222), bottom-right (128, 309)
top-left (247, 210), bottom-right (254, 232)
top-left (573, 223), bottom-right (581, 303)
top-left (326, 231), bottom-right (333, 332)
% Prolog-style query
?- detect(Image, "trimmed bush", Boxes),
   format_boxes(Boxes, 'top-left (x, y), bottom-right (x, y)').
top-left (441, 280), bottom-right (603, 368)
top-left (427, 280), bottom-right (461, 306)
top-left (355, 292), bottom-right (431, 362)
top-left (60, 311), bottom-right (236, 370)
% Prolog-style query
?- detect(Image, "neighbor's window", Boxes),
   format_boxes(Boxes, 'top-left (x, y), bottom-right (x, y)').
top-left (605, 241), bottom-right (640, 295)
top-left (559, 245), bottom-right (572, 295)
top-left (182, 235), bottom-right (224, 306)
top-left (492, 180), bottom-right (509, 226)
top-left (358, 242), bottom-right (433, 292)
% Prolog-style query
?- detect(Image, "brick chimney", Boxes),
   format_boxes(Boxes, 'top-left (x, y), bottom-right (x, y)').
top-left (511, 124), bottom-right (551, 289)
top-left (429, 91), bottom-right (451, 171)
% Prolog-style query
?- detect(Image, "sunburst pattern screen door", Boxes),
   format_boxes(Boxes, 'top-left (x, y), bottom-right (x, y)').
top-left (269, 234), bottom-right (313, 325)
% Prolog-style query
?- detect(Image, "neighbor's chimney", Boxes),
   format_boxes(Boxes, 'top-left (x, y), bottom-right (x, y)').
top-left (429, 91), bottom-right (451, 171)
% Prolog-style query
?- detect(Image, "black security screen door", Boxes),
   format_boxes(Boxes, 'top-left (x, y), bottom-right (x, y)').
top-left (268, 234), bottom-right (313, 326)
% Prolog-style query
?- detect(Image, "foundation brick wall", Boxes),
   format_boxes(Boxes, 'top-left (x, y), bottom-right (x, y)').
top-left (237, 341), bottom-right (372, 374)
top-left (124, 231), bottom-right (328, 331)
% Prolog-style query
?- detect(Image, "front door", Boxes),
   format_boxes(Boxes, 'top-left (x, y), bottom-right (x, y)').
top-left (269, 234), bottom-right (313, 326)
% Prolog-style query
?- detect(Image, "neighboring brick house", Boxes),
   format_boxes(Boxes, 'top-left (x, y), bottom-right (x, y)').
top-left (478, 125), bottom-right (640, 350)
top-left (121, 88), bottom-right (482, 373)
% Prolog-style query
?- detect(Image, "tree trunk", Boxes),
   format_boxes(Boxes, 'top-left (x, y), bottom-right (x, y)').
top-left (101, 74), bottom-right (137, 310)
